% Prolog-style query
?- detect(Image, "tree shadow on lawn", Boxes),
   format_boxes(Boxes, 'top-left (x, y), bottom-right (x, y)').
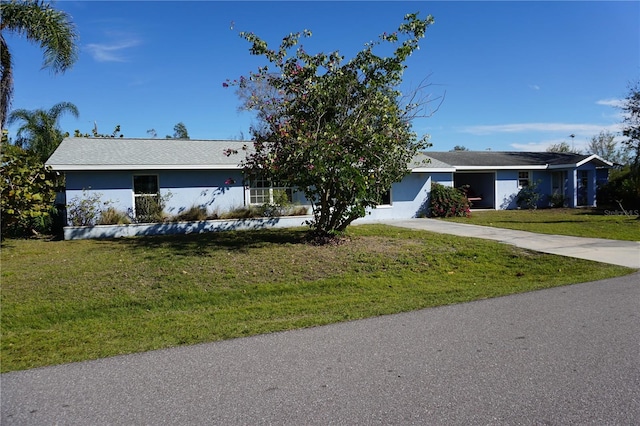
top-left (103, 227), bottom-right (310, 256)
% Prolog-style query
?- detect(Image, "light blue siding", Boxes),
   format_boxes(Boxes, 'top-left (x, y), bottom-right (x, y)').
top-left (496, 170), bottom-right (520, 209)
top-left (362, 171), bottom-right (453, 221)
top-left (64, 170), bottom-right (246, 223)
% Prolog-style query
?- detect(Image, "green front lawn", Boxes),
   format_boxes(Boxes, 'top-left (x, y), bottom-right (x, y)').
top-left (443, 208), bottom-right (640, 241)
top-left (1, 224), bottom-right (634, 372)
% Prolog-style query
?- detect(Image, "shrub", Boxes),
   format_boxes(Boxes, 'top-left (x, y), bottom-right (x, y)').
top-left (219, 206), bottom-right (263, 219)
top-left (132, 192), bottom-right (171, 223)
top-left (597, 167), bottom-right (640, 211)
top-left (548, 192), bottom-right (567, 208)
top-left (516, 180), bottom-right (542, 210)
top-left (98, 208), bottom-right (131, 225)
top-left (67, 190), bottom-right (111, 226)
top-left (172, 206), bottom-right (210, 222)
top-left (429, 183), bottom-right (470, 218)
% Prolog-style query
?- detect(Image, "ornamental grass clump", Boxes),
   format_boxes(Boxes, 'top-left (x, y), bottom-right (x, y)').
top-left (429, 183), bottom-right (470, 218)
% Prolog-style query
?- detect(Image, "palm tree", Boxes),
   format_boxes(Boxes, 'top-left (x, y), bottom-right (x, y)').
top-left (0, 0), bottom-right (78, 128)
top-left (7, 101), bottom-right (79, 162)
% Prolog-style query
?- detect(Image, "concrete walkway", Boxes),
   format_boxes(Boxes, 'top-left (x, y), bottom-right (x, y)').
top-left (375, 218), bottom-right (640, 269)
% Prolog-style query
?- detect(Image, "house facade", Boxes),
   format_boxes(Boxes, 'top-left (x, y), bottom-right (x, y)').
top-left (426, 151), bottom-right (612, 210)
top-left (46, 138), bottom-right (612, 238)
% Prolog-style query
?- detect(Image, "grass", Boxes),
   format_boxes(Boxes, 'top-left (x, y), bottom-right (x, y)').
top-left (442, 208), bottom-right (640, 241)
top-left (1, 224), bottom-right (634, 372)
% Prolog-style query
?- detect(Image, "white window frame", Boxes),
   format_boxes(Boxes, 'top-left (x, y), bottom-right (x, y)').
top-left (133, 175), bottom-right (160, 218)
top-left (518, 171), bottom-right (530, 189)
top-left (247, 177), bottom-right (293, 205)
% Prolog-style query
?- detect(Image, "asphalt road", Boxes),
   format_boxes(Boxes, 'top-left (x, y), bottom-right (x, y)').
top-left (2, 272), bottom-right (639, 425)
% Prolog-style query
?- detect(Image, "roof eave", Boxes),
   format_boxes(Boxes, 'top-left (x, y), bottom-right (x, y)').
top-left (452, 165), bottom-right (548, 171)
top-left (46, 164), bottom-right (243, 171)
top-left (411, 167), bottom-right (455, 173)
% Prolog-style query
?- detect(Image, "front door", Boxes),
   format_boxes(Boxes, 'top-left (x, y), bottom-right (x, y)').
top-left (577, 170), bottom-right (589, 206)
top-left (551, 171), bottom-right (567, 207)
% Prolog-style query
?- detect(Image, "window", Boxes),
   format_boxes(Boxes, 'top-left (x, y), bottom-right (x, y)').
top-left (379, 189), bottom-right (392, 206)
top-left (518, 171), bottom-right (530, 189)
top-left (133, 175), bottom-right (160, 222)
top-left (551, 171), bottom-right (566, 195)
top-left (249, 177), bottom-right (293, 205)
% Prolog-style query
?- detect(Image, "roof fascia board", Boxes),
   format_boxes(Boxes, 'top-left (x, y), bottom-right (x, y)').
top-left (411, 167), bottom-right (455, 173)
top-left (451, 165), bottom-right (548, 171)
top-left (575, 154), bottom-right (613, 167)
top-left (47, 164), bottom-right (243, 171)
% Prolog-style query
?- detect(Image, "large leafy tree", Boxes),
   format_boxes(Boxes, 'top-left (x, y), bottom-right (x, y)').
top-left (587, 130), bottom-right (628, 165)
top-left (0, 0), bottom-right (79, 128)
top-left (0, 142), bottom-right (57, 237)
top-left (227, 13), bottom-right (434, 238)
top-left (546, 141), bottom-right (582, 154)
top-left (621, 81), bottom-right (640, 171)
top-left (166, 122), bottom-right (190, 139)
top-left (7, 101), bottom-right (78, 162)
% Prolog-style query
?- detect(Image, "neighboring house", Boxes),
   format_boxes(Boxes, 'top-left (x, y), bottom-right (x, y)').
top-left (46, 139), bottom-right (612, 233)
top-left (426, 151), bottom-right (612, 210)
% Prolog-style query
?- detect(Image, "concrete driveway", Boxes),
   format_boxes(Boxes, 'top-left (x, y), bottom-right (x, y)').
top-left (379, 218), bottom-right (640, 269)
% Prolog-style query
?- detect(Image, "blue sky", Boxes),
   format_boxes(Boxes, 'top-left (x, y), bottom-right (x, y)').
top-left (6, 1), bottom-right (639, 152)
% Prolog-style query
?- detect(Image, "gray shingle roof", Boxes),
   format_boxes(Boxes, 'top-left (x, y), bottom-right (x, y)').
top-left (46, 138), bottom-right (455, 171)
top-left (51, 139), bottom-right (605, 173)
top-left (46, 138), bottom-right (251, 170)
top-left (426, 151), bottom-right (610, 168)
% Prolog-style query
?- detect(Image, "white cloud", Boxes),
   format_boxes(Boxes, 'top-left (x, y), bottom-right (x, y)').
top-left (85, 39), bottom-right (140, 62)
top-left (460, 122), bottom-right (620, 136)
top-left (510, 137), bottom-right (586, 152)
top-left (529, 84), bottom-right (540, 91)
top-left (596, 98), bottom-right (624, 108)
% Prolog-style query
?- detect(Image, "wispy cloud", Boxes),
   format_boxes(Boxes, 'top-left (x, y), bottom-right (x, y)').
top-left (85, 38), bottom-right (141, 62)
top-left (596, 98), bottom-right (624, 108)
top-left (460, 122), bottom-right (620, 136)
top-left (528, 84), bottom-right (540, 91)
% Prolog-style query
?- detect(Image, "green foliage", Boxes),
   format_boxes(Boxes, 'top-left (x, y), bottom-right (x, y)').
top-left (97, 207), bottom-right (131, 225)
top-left (66, 189), bottom-right (111, 226)
top-left (73, 124), bottom-right (123, 138)
top-left (134, 195), bottom-right (165, 223)
top-left (587, 130), bottom-right (629, 165)
top-left (620, 81), bottom-right (640, 192)
top-left (546, 141), bottom-right (581, 154)
top-left (548, 192), bottom-right (567, 208)
top-left (227, 12), bottom-right (434, 237)
top-left (0, 143), bottom-right (57, 236)
top-left (7, 101), bottom-right (78, 162)
top-left (172, 205), bottom-right (211, 222)
top-left (166, 122), bottom-right (189, 139)
top-left (516, 180), bottom-right (542, 209)
top-left (596, 166), bottom-right (640, 211)
top-left (429, 183), bottom-right (470, 218)
top-left (1, 225), bottom-right (632, 371)
top-left (0, 0), bottom-right (79, 127)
